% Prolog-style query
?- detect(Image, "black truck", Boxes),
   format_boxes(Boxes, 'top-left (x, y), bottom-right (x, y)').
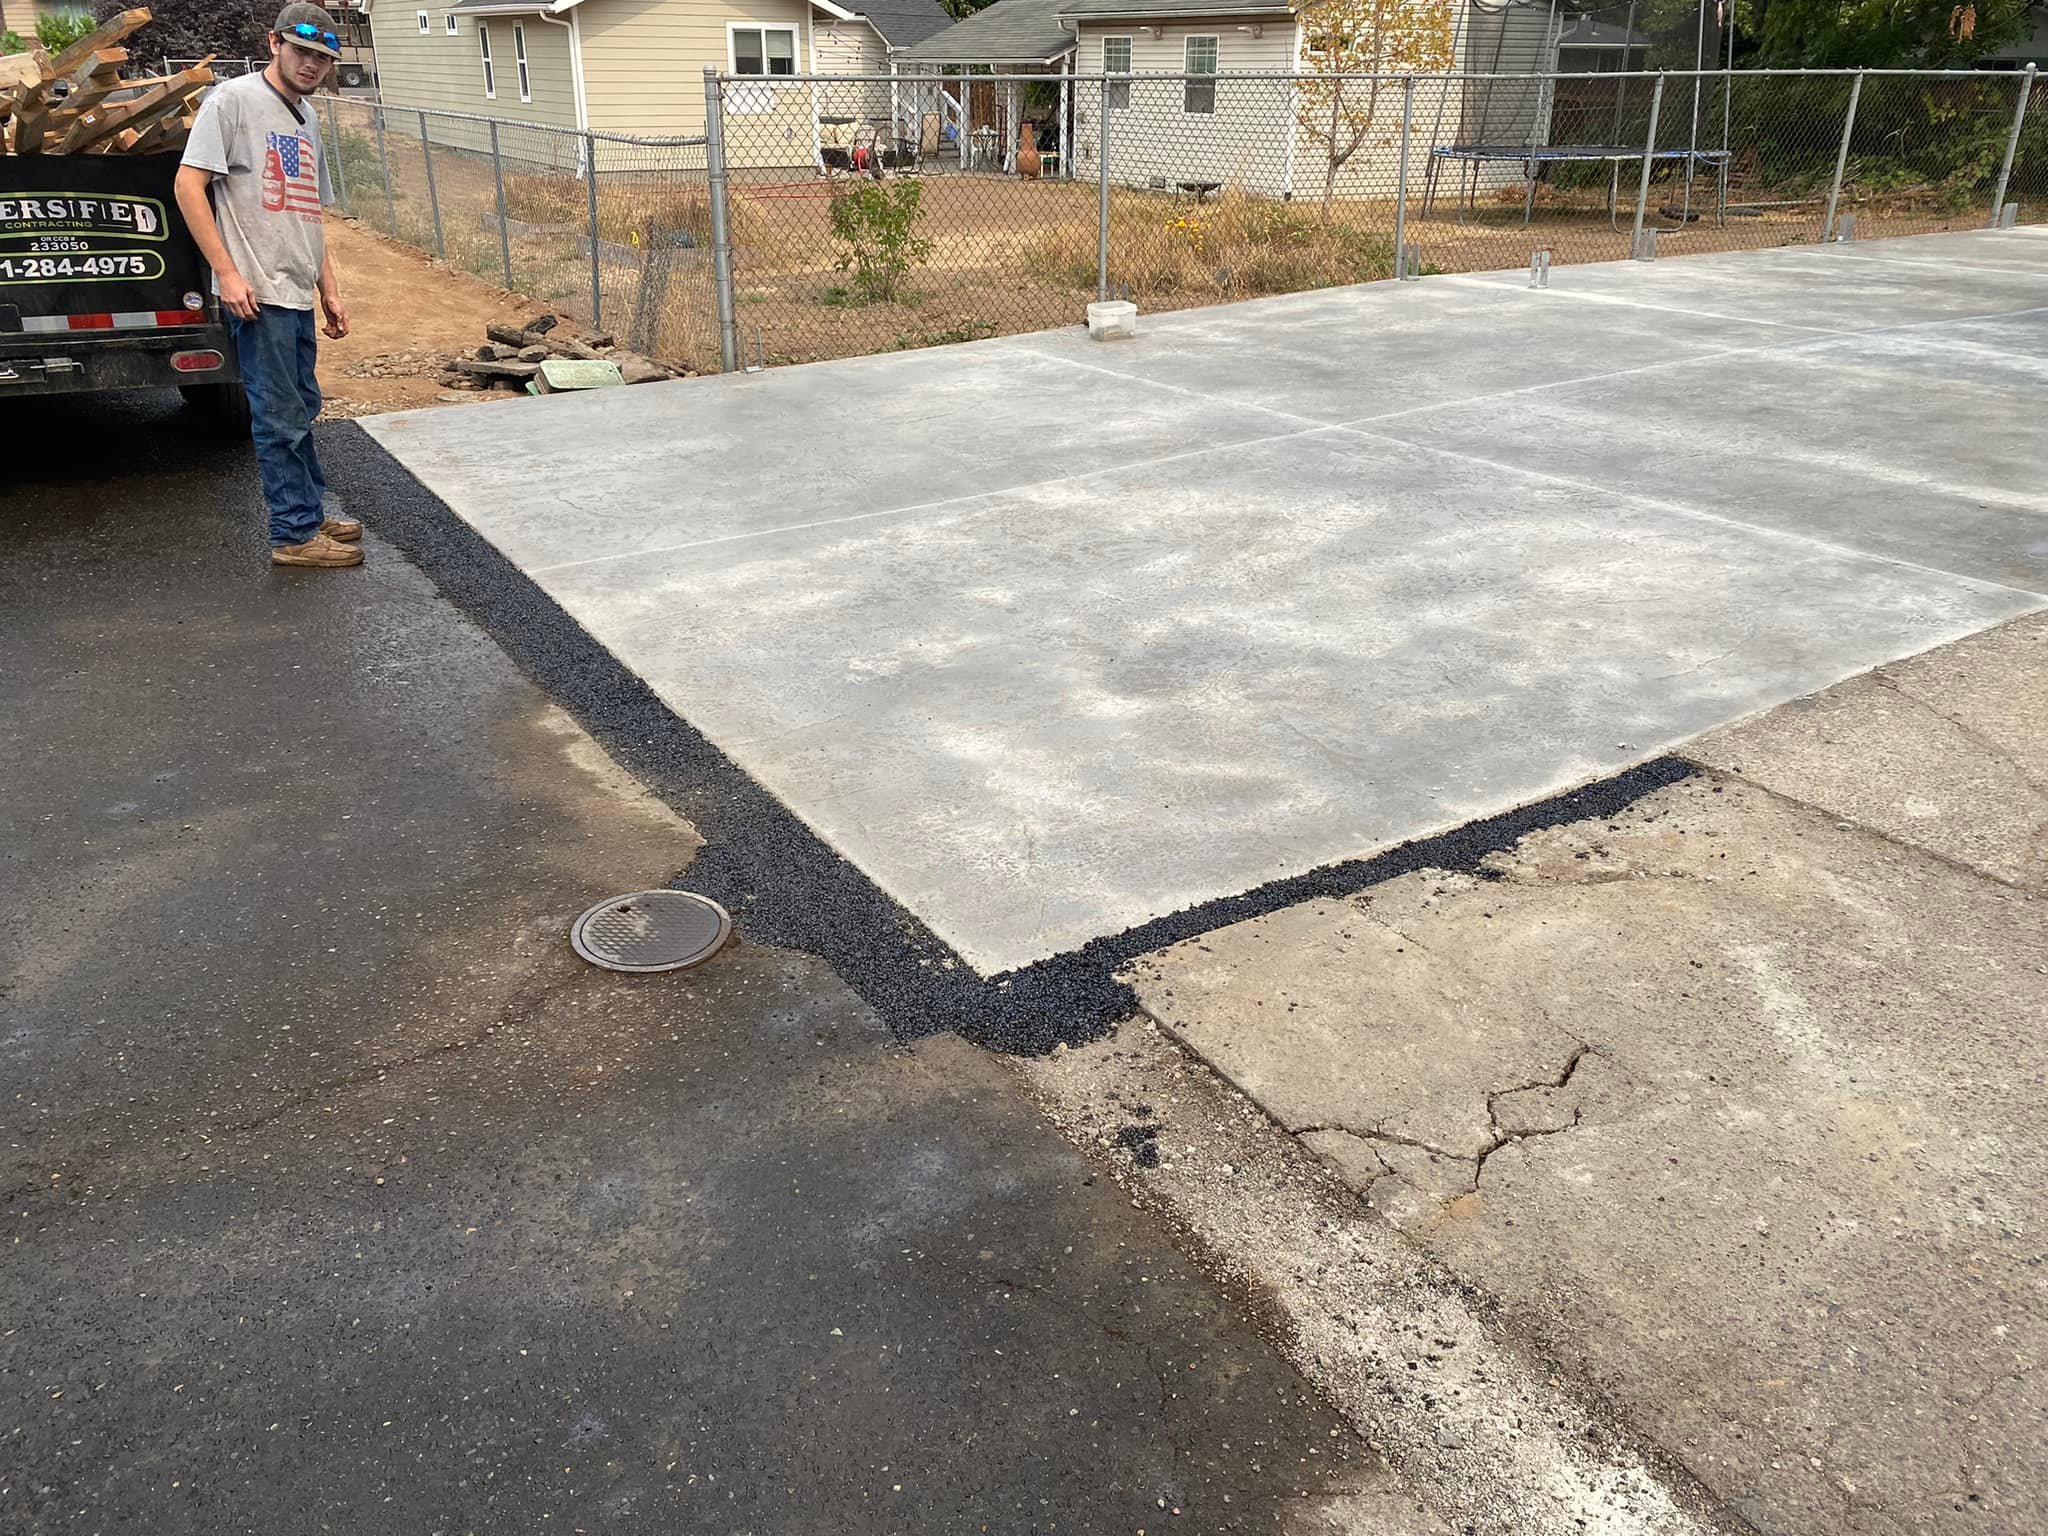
top-left (0, 149), bottom-right (246, 428)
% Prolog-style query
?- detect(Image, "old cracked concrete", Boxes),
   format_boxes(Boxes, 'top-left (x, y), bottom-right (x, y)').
top-left (1121, 614), bottom-right (2048, 1536)
top-left (1691, 612), bottom-right (2048, 892)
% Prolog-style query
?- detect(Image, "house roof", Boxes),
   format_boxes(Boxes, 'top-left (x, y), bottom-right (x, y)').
top-left (1056, 0), bottom-right (1292, 17)
top-left (840, 0), bottom-right (958, 48)
top-left (900, 0), bottom-right (1077, 64)
top-left (1554, 13), bottom-right (1650, 48)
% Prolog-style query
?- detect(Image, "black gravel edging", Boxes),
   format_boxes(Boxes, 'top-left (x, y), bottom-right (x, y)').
top-left (325, 421), bottom-right (1694, 1054)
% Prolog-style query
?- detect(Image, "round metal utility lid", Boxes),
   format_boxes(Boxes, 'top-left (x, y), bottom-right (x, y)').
top-left (571, 890), bottom-right (731, 973)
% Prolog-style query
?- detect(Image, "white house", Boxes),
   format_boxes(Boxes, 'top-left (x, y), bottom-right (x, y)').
top-left (902, 0), bottom-right (1563, 199)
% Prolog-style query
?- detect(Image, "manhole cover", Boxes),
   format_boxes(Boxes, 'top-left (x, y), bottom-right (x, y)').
top-left (570, 890), bottom-right (731, 973)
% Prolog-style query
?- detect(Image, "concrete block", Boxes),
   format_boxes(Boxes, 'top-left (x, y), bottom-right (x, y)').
top-left (1086, 299), bottom-right (1138, 340)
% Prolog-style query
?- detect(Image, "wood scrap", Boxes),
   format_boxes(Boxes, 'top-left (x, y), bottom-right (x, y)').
top-left (0, 47), bottom-right (54, 92)
top-left (5, 14), bottom-right (215, 158)
top-left (54, 58), bottom-right (213, 156)
top-left (46, 10), bottom-right (152, 79)
top-left (10, 98), bottom-right (52, 154)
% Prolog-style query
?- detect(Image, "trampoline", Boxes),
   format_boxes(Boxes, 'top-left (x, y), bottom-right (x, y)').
top-left (1422, 143), bottom-right (1734, 229)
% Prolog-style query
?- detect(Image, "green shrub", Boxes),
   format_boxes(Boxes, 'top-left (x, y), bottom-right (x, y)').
top-left (36, 13), bottom-right (96, 51)
top-left (828, 180), bottom-right (932, 305)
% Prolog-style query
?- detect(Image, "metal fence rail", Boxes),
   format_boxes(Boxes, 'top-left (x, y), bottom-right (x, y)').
top-left (313, 66), bottom-right (2038, 376)
top-left (314, 98), bottom-right (715, 362)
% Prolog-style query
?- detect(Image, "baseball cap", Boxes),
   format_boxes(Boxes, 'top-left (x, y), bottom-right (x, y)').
top-left (273, 3), bottom-right (341, 56)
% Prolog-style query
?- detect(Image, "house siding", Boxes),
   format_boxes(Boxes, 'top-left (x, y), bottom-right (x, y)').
top-left (1070, 1), bottom-right (1558, 204)
top-left (1455, 0), bottom-right (1556, 146)
top-left (576, 0), bottom-right (815, 166)
top-left (1071, 20), bottom-right (1296, 196)
top-left (814, 15), bottom-right (891, 125)
top-left (370, 5), bottom-right (580, 160)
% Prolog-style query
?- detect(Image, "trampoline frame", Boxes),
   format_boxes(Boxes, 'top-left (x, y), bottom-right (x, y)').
top-left (1421, 143), bottom-right (1734, 230)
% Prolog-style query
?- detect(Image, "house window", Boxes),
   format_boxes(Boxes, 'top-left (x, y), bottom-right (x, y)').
top-left (1184, 35), bottom-right (1216, 114)
top-left (1103, 35), bottom-right (1130, 111)
top-left (514, 22), bottom-right (531, 102)
top-left (479, 21), bottom-right (495, 98)
top-left (730, 24), bottom-right (798, 77)
top-left (445, 12), bottom-right (457, 33)
top-left (415, 9), bottom-right (428, 32)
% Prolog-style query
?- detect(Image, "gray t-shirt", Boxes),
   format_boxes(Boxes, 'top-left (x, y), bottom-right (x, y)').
top-left (181, 73), bottom-right (334, 311)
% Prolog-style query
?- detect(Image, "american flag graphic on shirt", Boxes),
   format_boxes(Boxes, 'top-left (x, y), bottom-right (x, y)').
top-left (262, 129), bottom-right (323, 222)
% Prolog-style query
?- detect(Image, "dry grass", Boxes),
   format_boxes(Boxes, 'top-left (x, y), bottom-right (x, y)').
top-left (1021, 185), bottom-right (1397, 303)
top-left (346, 149), bottom-right (2006, 374)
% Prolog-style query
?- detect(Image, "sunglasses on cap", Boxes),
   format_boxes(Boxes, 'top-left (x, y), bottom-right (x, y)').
top-left (282, 21), bottom-right (340, 49)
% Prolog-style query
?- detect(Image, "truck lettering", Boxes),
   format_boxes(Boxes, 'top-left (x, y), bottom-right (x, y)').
top-left (0, 194), bottom-right (169, 240)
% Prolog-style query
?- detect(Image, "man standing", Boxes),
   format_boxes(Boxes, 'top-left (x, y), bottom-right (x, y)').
top-left (175, 6), bottom-right (361, 568)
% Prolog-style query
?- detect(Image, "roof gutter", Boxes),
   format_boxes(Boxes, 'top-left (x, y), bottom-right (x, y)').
top-left (451, 0), bottom-right (577, 14)
top-left (1056, 4), bottom-right (1292, 18)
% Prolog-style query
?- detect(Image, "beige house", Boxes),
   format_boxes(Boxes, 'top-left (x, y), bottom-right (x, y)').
top-left (366, 0), bottom-right (950, 166)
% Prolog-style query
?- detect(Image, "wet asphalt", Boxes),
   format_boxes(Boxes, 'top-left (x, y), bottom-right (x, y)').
top-left (0, 391), bottom-right (1385, 1533)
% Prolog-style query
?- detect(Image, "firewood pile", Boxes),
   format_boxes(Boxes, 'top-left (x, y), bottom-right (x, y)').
top-left (2, 11), bottom-right (213, 157)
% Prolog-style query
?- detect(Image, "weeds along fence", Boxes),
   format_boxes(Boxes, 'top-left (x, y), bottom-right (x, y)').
top-left (317, 65), bottom-right (2039, 375)
top-left (314, 98), bottom-right (721, 367)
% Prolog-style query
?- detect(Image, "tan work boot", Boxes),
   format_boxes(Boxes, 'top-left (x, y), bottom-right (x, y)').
top-left (321, 514), bottom-right (363, 542)
top-left (271, 533), bottom-right (364, 568)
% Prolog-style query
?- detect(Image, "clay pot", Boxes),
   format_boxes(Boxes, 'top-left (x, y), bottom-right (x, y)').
top-left (1016, 124), bottom-right (1042, 180)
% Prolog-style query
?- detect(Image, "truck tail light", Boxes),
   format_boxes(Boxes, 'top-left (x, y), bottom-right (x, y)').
top-left (171, 349), bottom-right (225, 373)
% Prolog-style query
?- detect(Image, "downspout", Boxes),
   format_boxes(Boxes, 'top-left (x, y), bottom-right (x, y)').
top-left (536, 4), bottom-right (588, 132)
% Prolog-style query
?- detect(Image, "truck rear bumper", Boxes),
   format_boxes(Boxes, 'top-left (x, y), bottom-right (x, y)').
top-left (0, 329), bottom-right (239, 400)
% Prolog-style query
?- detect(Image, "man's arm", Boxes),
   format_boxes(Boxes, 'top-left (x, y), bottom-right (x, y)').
top-left (316, 230), bottom-right (347, 340)
top-left (173, 164), bottom-right (258, 321)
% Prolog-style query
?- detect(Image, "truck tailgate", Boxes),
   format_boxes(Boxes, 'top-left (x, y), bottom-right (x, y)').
top-left (0, 151), bottom-right (214, 344)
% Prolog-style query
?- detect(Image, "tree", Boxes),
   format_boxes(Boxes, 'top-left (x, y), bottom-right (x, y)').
top-left (92, 0), bottom-right (271, 65)
top-left (1295, 0), bottom-right (1455, 217)
top-left (1750, 0), bottom-right (2033, 64)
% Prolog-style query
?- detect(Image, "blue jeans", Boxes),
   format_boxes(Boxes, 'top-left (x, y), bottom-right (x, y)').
top-left (230, 305), bottom-right (327, 547)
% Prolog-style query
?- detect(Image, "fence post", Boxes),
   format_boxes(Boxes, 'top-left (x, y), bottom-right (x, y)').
top-left (323, 97), bottom-right (349, 213)
top-left (488, 121), bottom-right (514, 289)
top-left (1823, 71), bottom-right (1864, 242)
top-left (1393, 76), bottom-right (1414, 282)
top-left (702, 67), bottom-right (741, 375)
top-left (1630, 74), bottom-right (1666, 257)
top-left (1988, 62), bottom-right (2036, 228)
top-left (1096, 76), bottom-right (1111, 303)
top-left (584, 132), bottom-right (603, 329)
top-left (418, 110), bottom-right (446, 258)
top-left (373, 108), bottom-right (397, 237)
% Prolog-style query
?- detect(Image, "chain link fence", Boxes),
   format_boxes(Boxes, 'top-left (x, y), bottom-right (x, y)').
top-left (705, 64), bottom-right (2037, 368)
top-left (165, 57), bottom-right (265, 77)
top-left (312, 97), bottom-right (721, 367)
top-left (310, 65), bottom-right (2038, 375)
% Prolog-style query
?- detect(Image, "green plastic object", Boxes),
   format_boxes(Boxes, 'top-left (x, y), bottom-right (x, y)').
top-left (538, 358), bottom-right (625, 392)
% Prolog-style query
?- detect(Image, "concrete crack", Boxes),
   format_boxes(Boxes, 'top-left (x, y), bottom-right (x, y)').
top-left (1293, 1045), bottom-right (1599, 1199)
top-left (1867, 669), bottom-right (2047, 794)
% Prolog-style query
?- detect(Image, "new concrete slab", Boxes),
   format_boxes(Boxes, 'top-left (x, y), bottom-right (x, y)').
top-left (364, 230), bottom-right (2048, 974)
